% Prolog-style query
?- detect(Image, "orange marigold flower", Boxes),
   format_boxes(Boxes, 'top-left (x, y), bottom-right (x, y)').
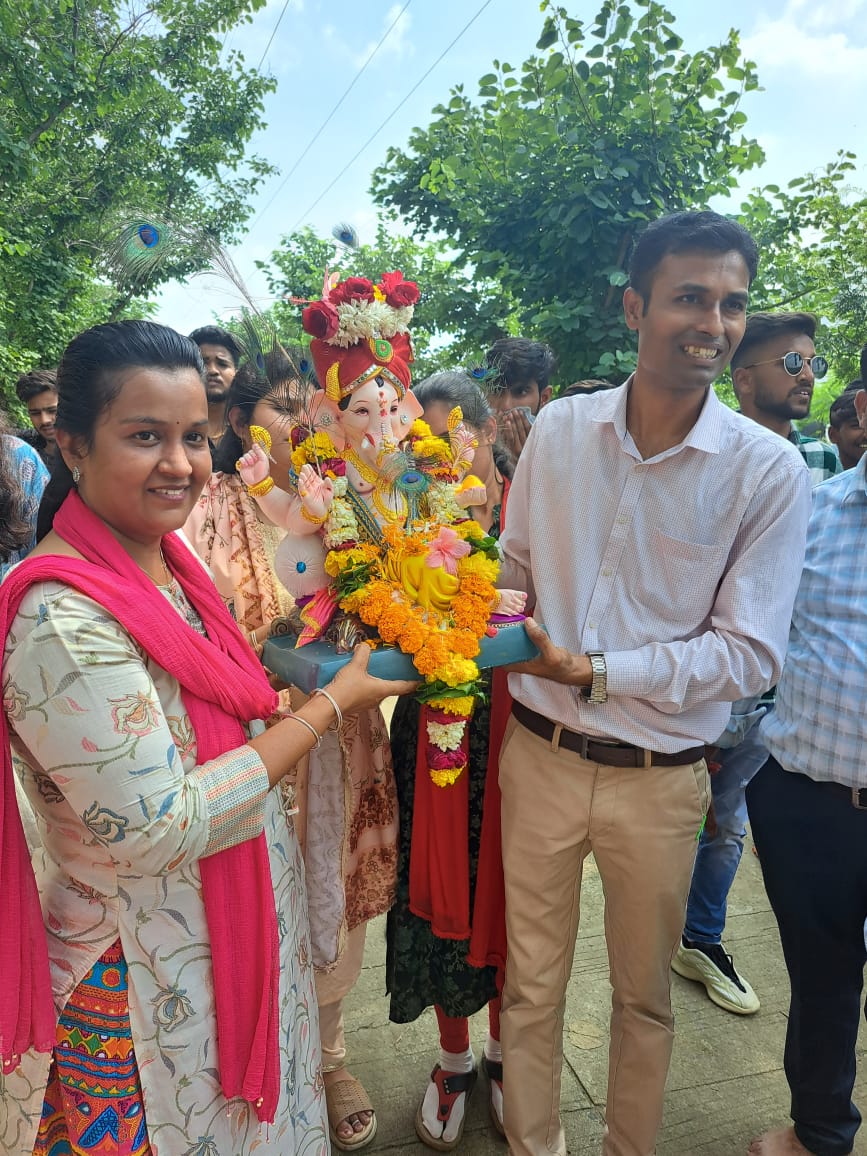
top-left (448, 629), bottom-right (481, 659)
top-left (378, 602), bottom-right (411, 643)
top-left (457, 574), bottom-right (496, 600)
top-left (398, 617), bottom-right (428, 654)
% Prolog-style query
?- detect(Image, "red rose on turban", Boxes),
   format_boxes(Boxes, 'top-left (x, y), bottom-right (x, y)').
top-left (330, 277), bottom-right (375, 305)
top-left (302, 300), bottom-right (339, 340)
top-left (379, 270), bottom-right (420, 308)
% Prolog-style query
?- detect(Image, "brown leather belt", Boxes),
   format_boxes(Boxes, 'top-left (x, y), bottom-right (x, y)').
top-left (511, 702), bottom-right (705, 769)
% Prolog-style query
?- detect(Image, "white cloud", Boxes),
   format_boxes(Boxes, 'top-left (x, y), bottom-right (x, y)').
top-left (327, 4), bottom-right (414, 71)
top-left (358, 4), bottom-right (413, 67)
top-left (742, 1), bottom-right (867, 81)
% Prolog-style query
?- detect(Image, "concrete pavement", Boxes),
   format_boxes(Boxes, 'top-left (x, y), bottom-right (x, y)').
top-left (342, 834), bottom-right (867, 1155)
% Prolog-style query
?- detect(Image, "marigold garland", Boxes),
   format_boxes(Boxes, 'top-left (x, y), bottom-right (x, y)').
top-left (298, 415), bottom-right (503, 787)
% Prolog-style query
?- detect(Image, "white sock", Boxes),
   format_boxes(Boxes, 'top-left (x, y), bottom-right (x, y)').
top-left (484, 1035), bottom-right (504, 1129)
top-left (420, 1047), bottom-right (474, 1142)
top-left (440, 1046), bottom-right (474, 1074)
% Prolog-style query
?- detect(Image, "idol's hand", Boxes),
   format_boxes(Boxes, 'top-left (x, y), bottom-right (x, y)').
top-left (297, 463), bottom-right (334, 519)
top-left (455, 482), bottom-right (487, 509)
top-left (237, 442), bottom-right (271, 487)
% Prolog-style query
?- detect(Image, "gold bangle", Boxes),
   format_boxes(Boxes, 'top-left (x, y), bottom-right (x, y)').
top-left (300, 505), bottom-right (327, 525)
top-left (246, 477), bottom-right (275, 498)
top-left (248, 630), bottom-right (264, 657)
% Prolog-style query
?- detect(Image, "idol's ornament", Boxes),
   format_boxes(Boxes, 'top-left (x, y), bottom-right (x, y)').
top-left (238, 271), bottom-right (533, 787)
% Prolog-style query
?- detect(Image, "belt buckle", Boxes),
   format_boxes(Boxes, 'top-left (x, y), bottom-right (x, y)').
top-left (851, 787), bottom-right (867, 810)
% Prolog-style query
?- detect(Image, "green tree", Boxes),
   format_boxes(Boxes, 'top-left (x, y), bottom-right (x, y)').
top-left (256, 223), bottom-right (519, 380)
top-left (0, 0), bottom-right (275, 400)
top-left (371, 0), bottom-right (765, 385)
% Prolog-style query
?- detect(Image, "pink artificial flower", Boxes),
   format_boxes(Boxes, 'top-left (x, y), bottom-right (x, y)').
top-left (425, 526), bottom-right (471, 576)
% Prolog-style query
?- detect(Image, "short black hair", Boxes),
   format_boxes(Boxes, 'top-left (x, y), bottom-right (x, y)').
top-left (829, 388), bottom-right (860, 429)
top-left (188, 325), bottom-right (242, 367)
top-left (628, 210), bottom-right (759, 302)
top-left (560, 379), bottom-right (616, 397)
top-left (730, 311), bottom-right (817, 371)
top-left (485, 337), bottom-right (556, 393)
top-left (860, 342), bottom-right (867, 383)
top-left (15, 368), bottom-right (58, 404)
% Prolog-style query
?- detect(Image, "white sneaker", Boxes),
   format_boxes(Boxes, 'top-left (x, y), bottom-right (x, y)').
top-left (671, 938), bottom-right (760, 1015)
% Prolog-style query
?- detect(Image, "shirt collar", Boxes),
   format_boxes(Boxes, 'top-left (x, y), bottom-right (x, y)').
top-left (592, 375), bottom-right (723, 457)
top-left (841, 453), bottom-right (867, 505)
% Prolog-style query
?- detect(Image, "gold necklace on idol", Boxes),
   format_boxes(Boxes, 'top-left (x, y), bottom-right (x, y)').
top-left (343, 445), bottom-right (407, 525)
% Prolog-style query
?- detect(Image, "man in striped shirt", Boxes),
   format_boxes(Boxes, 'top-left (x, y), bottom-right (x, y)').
top-left (747, 385), bottom-right (867, 1156)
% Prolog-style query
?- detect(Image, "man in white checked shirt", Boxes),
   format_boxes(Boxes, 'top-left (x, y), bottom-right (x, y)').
top-left (747, 385), bottom-right (867, 1156)
top-left (495, 211), bottom-right (812, 1156)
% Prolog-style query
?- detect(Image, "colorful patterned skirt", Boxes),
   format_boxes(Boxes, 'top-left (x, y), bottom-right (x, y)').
top-left (33, 939), bottom-right (152, 1155)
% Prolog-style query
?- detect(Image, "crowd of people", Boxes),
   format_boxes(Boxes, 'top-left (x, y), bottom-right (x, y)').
top-left (1, 208), bottom-right (866, 1156)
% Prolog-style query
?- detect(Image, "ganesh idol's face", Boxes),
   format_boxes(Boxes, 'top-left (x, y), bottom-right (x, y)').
top-left (339, 377), bottom-right (401, 461)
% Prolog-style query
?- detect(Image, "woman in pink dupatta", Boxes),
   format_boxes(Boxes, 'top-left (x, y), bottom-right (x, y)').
top-left (185, 350), bottom-right (399, 1151)
top-left (0, 322), bottom-right (416, 1156)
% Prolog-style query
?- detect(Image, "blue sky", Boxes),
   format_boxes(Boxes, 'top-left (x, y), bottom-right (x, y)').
top-left (155, 0), bottom-right (867, 332)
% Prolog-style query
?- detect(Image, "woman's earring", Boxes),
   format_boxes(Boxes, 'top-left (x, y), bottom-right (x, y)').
top-left (72, 466), bottom-right (81, 485)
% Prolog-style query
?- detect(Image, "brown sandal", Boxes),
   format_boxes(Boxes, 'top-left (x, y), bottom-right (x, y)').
top-left (482, 1055), bottom-right (506, 1138)
top-left (326, 1074), bottom-right (377, 1152)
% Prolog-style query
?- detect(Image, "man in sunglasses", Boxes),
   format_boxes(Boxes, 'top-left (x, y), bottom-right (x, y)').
top-left (672, 312), bottom-right (842, 1021)
top-left (731, 312), bottom-right (842, 486)
top-left (672, 312), bottom-right (842, 1020)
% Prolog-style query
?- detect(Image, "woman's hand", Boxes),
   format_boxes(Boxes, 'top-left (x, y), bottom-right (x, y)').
top-left (324, 644), bottom-right (419, 715)
top-left (237, 442), bottom-right (271, 487)
top-left (297, 463), bottom-right (335, 520)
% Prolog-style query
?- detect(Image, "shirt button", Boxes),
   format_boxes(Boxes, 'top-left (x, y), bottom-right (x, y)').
top-left (616, 516), bottom-right (629, 525)
top-left (588, 622), bottom-right (596, 630)
top-left (602, 568), bottom-right (612, 577)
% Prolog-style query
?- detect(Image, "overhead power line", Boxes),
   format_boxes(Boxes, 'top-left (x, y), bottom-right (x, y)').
top-left (287, 0), bottom-right (494, 234)
top-left (257, 0), bottom-right (294, 71)
top-left (250, 1), bottom-right (413, 229)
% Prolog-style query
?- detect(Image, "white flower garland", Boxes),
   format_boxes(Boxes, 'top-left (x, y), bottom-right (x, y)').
top-left (330, 300), bottom-right (414, 348)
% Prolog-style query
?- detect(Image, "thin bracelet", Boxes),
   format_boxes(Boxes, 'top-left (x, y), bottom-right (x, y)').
top-left (312, 687), bottom-right (344, 728)
top-left (286, 713), bottom-right (322, 749)
top-left (248, 630), bottom-right (264, 657)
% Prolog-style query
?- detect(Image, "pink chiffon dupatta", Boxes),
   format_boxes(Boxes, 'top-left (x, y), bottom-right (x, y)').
top-left (0, 492), bottom-right (282, 1122)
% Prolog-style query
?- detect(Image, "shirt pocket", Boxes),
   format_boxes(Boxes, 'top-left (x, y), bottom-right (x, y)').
top-left (635, 528), bottom-right (729, 632)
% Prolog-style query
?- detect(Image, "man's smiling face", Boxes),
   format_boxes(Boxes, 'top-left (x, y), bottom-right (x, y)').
top-left (624, 249), bottom-right (750, 394)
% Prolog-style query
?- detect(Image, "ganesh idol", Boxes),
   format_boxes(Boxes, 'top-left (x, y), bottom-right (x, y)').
top-left (236, 271), bottom-right (525, 643)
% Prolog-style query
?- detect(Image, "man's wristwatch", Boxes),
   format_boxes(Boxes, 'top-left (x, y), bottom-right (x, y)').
top-left (580, 651), bottom-right (608, 704)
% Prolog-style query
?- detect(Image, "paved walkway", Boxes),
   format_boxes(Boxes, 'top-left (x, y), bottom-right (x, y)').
top-left (342, 831), bottom-right (867, 1155)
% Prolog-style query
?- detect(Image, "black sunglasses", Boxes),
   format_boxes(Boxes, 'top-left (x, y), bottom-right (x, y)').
top-left (743, 351), bottom-right (828, 380)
